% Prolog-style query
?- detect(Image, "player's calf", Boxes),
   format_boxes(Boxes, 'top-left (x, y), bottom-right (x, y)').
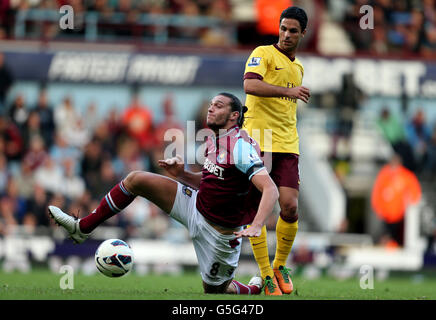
top-left (78, 180), bottom-right (136, 234)
top-left (229, 278), bottom-right (262, 295)
top-left (202, 277), bottom-right (262, 295)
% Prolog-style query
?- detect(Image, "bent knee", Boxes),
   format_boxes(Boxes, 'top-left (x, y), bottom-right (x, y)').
top-left (279, 200), bottom-right (298, 222)
top-left (124, 171), bottom-right (149, 193)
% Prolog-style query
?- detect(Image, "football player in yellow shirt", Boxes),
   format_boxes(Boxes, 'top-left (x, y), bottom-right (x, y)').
top-left (243, 6), bottom-right (310, 296)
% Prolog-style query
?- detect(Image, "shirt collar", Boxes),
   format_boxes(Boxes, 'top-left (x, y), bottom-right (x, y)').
top-left (273, 44), bottom-right (296, 62)
top-left (210, 125), bottom-right (239, 143)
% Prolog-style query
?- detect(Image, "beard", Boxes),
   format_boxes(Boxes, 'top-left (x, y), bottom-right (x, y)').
top-left (206, 114), bottom-right (230, 131)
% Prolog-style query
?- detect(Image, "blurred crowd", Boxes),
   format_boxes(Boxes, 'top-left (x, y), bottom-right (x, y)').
top-left (377, 106), bottom-right (436, 180)
top-left (314, 70), bottom-right (436, 181)
top-left (0, 0), bottom-right (231, 15)
top-left (0, 0), bottom-right (232, 19)
top-left (0, 82), bottom-right (198, 240)
top-left (1, 0), bottom-right (436, 57)
top-left (0, 0), bottom-right (234, 45)
top-left (338, 0), bottom-right (436, 57)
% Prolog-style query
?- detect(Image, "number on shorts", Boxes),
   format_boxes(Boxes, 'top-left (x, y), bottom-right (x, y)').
top-left (209, 262), bottom-right (220, 276)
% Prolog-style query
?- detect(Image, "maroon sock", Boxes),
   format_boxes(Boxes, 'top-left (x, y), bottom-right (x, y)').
top-left (231, 280), bottom-right (261, 295)
top-left (79, 181), bottom-right (136, 233)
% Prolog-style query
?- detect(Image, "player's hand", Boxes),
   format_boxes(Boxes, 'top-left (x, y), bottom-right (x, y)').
top-left (233, 224), bottom-right (262, 239)
top-left (287, 86), bottom-right (310, 103)
top-left (158, 154), bottom-right (184, 177)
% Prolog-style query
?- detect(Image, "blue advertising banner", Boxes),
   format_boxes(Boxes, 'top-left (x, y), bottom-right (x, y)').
top-left (4, 51), bottom-right (246, 87)
top-left (4, 50), bottom-right (436, 98)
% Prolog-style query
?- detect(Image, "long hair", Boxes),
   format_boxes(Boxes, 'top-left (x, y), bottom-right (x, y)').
top-left (217, 92), bottom-right (248, 127)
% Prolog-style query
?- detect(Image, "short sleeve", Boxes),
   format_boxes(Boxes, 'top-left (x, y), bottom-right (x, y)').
top-left (233, 139), bottom-right (264, 180)
top-left (244, 46), bottom-right (269, 79)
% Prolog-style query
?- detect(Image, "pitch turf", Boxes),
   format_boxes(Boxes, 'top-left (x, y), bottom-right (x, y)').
top-left (0, 269), bottom-right (435, 300)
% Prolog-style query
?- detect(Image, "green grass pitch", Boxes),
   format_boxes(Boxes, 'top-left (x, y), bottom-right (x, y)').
top-left (0, 269), bottom-right (435, 300)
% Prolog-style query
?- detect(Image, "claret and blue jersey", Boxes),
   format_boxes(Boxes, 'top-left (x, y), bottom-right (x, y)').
top-left (196, 125), bottom-right (265, 228)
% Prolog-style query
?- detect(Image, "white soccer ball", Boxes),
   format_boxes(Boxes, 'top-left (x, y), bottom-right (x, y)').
top-left (95, 239), bottom-right (134, 277)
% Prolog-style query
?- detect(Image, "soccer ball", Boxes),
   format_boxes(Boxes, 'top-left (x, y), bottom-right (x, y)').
top-left (95, 239), bottom-right (134, 277)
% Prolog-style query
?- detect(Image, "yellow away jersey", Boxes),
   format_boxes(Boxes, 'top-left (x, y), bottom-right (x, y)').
top-left (243, 44), bottom-right (304, 154)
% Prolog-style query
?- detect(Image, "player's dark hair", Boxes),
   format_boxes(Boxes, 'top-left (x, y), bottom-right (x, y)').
top-left (217, 92), bottom-right (248, 127)
top-left (280, 6), bottom-right (308, 31)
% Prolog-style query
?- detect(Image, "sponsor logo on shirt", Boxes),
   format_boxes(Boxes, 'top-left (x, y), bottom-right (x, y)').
top-left (204, 158), bottom-right (224, 179)
top-left (248, 57), bottom-right (261, 67)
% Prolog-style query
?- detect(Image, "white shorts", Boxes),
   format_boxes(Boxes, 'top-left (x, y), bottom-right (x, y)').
top-left (170, 182), bottom-right (243, 286)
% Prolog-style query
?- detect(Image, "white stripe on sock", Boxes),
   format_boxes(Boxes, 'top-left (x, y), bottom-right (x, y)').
top-left (107, 193), bottom-right (121, 212)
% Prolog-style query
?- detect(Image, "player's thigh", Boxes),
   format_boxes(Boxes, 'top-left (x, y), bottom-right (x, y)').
top-left (268, 153), bottom-right (300, 213)
top-left (193, 216), bottom-right (241, 288)
top-left (123, 171), bottom-right (177, 214)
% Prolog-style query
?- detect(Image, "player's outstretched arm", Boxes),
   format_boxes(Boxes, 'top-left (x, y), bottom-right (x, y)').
top-left (244, 78), bottom-right (310, 103)
top-left (233, 168), bottom-right (279, 238)
top-left (158, 155), bottom-right (202, 190)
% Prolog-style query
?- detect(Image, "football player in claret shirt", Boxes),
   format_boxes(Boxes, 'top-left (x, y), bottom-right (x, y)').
top-left (243, 6), bottom-right (311, 295)
top-left (48, 93), bottom-right (279, 295)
